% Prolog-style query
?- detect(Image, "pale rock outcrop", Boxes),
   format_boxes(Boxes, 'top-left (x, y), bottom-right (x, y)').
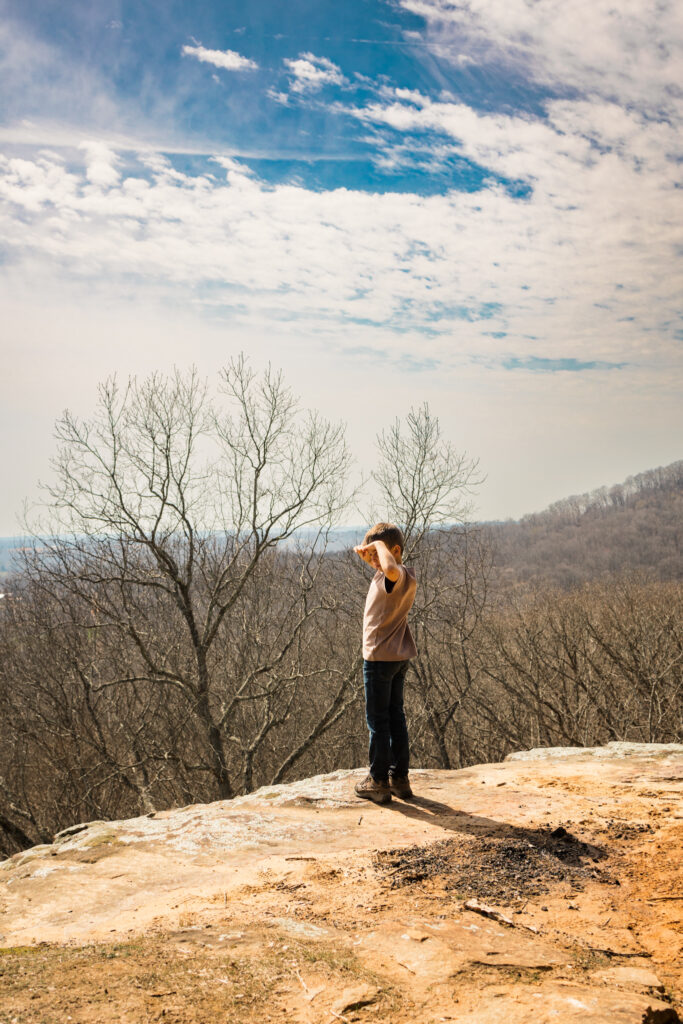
top-left (1, 744), bottom-right (681, 1023)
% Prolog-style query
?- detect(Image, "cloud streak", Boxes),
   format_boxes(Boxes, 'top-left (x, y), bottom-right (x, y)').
top-left (502, 356), bottom-right (627, 373)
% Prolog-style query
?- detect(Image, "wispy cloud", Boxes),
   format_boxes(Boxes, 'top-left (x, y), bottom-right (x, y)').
top-left (0, 18), bottom-right (122, 135)
top-left (396, 0), bottom-right (682, 115)
top-left (182, 44), bottom-right (258, 72)
top-left (284, 53), bottom-right (345, 93)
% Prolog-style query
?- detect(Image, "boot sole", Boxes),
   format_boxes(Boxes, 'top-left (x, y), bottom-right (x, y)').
top-left (355, 789), bottom-right (392, 805)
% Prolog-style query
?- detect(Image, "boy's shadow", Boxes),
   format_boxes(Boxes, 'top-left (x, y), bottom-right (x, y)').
top-left (384, 794), bottom-right (606, 861)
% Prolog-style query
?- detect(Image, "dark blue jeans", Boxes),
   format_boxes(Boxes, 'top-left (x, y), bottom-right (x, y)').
top-left (363, 659), bottom-right (410, 782)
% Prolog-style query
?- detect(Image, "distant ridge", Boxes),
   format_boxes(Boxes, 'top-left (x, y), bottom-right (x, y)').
top-left (490, 459), bottom-right (683, 588)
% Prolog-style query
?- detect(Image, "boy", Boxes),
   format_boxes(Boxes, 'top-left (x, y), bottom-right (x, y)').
top-left (353, 522), bottom-right (418, 805)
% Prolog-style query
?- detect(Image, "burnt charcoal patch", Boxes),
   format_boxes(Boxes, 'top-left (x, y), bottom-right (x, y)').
top-left (374, 827), bottom-right (610, 904)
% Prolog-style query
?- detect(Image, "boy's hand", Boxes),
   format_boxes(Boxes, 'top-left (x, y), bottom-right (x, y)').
top-left (354, 544), bottom-right (381, 570)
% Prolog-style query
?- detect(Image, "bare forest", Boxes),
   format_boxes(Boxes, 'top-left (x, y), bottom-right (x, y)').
top-left (1, 363), bottom-right (681, 857)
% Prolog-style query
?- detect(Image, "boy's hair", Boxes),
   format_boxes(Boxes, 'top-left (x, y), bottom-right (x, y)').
top-left (363, 522), bottom-right (405, 554)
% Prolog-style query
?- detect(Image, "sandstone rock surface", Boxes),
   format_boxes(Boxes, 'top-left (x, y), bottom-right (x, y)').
top-left (1, 745), bottom-right (681, 1023)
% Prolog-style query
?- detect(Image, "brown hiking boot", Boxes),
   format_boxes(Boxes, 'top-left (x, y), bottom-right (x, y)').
top-left (389, 773), bottom-right (413, 799)
top-left (354, 773), bottom-right (391, 805)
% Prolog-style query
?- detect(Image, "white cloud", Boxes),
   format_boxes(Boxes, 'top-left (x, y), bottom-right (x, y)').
top-left (78, 141), bottom-right (120, 187)
top-left (181, 44), bottom-right (258, 72)
top-left (266, 88), bottom-right (291, 106)
top-left (284, 53), bottom-right (345, 93)
top-left (347, 89), bottom-right (682, 184)
top-left (397, 0), bottom-right (683, 116)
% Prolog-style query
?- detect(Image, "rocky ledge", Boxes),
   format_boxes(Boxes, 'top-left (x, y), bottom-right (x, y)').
top-left (1, 742), bottom-right (681, 1023)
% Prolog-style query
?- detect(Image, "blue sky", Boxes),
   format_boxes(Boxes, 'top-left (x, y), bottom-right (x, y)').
top-left (0, 0), bottom-right (681, 531)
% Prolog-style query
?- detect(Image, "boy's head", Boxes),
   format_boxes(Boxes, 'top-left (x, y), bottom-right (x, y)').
top-left (363, 522), bottom-right (405, 561)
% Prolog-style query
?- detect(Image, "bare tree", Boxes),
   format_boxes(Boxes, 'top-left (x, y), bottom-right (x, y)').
top-left (20, 359), bottom-right (353, 805)
top-left (409, 527), bottom-right (493, 768)
top-left (372, 402), bottom-right (482, 559)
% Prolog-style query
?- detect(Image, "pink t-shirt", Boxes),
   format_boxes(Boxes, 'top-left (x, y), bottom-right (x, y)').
top-left (363, 564), bottom-right (418, 661)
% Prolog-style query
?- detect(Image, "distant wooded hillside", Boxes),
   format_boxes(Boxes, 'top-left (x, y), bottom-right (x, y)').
top-left (490, 460), bottom-right (683, 589)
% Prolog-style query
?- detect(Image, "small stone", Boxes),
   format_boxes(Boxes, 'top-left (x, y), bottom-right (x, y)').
top-left (464, 899), bottom-right (514, 926)
top-left (595, 966), bottom-right (665, 991)
top-left (332, 984), bottom-right (380, 1014)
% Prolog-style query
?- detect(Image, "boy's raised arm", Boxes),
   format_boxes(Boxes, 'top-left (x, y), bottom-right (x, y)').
top-left (373, 540), bottom-right (401, 581)
top-left (354, 540), bottom-right (401, 582)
